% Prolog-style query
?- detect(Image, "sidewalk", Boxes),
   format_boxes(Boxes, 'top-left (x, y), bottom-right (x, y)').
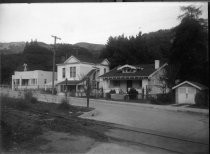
top-left (71, 97), bottom-right (209, 115)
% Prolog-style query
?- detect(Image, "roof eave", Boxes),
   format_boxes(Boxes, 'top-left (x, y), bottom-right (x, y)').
top-left (148, 63), bottom-right (168, 78)
top-left (172, 81), bottom-right (206, 90)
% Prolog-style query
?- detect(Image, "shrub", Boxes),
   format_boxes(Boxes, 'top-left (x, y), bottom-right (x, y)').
top-left (128, 88), bottom-right (138, 99)
top-left (24, 91), bottom-right (38, 104)
top-left (150, 92), bottom-right (174, 105)
top-left (119, 89), bottom-right (124, 94)
top-left (57, 98), bottom-right (71, 111)
top-left (105, 89), bottom-right (116, 99)
top-left (110, 89), bottom-right (116, 94)
top-left (195, 91), bottom-right (207, 106)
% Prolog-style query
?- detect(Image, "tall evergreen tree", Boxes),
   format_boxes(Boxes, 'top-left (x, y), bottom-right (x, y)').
top-left (168, 5), bottom-right (208, 86)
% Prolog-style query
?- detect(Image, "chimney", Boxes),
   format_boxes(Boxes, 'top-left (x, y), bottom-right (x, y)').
top-left (155, 60), bottom-right (160, 69)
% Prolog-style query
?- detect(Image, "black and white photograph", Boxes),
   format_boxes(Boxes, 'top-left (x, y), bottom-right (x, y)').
top-left (0, 1), bottom-right (209, 154)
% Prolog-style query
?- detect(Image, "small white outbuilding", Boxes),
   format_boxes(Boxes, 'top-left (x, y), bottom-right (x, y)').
top-left (172, 81), bottom-right (208, 104)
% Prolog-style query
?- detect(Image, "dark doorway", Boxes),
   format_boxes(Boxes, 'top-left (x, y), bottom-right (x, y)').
top-left (127, 80), bottom-right (132, 92)
top-left (68, 85), bottom-right (76, 92)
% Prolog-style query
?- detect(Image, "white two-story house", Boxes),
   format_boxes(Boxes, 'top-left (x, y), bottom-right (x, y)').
top-left (56, 55), bottom-right (109, 96)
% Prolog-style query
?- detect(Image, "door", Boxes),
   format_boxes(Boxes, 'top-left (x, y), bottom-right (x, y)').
top-left (187, 87), bottom-right (196, 104)
top-left (127, 80), bottom-right (132, 92)
top-left (178, 87), bottom-right (187, 103)
top-left (178, 87), bottom-right (196, 104)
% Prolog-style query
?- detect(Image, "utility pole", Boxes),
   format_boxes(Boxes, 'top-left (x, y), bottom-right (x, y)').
top-left (0, 53), bottom-right (2, 85)
top-left (51, 35), bottom-right (61, 95)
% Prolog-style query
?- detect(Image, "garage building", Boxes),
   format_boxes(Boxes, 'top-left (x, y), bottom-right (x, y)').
top-left (172, 81), bottom-right (208, 104)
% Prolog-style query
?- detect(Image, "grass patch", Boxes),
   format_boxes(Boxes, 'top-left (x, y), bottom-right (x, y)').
top-left (0, 94), bottom-right (102, 152)
top-left (1, 109), bottom-right (43, 151)
top-left (1, 94), bottom-right (32, 110)
top-left (1, 94), bottom-right (93, 116)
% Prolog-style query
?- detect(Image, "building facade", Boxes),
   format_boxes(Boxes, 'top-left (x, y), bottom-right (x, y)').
top-left (100, 60), bottom-right (168, 95)
top-left (12, 70), bottom-right (57, 90)
top-left (56, 55), bottom-right (109, 95)
top-left (172, 81), bottom-right (208, 104)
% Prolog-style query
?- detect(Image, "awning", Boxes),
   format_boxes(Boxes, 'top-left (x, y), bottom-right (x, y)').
top-left (57, 80), bottom-right (84, 85)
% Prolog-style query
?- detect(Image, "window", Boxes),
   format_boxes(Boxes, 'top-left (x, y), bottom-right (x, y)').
top-left (104, 68), bottom-right (106, 74)
top-left (122, 67), bottom-right (135, 73)
top-left (44, 79), bottom-right (47, 84)
top-left (62, 68), bottom-right (66, 78)
top-left (113, 80), bottom-right (120, 87)
top-left (70, 67), bottom-right (76, 78)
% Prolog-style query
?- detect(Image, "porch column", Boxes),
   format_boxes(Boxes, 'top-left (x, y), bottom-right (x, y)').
top-left (19, 77), bottom-right (22, 89)
top-left (142, 79), bottom-right (148, 95)
top-left (12, 78), bottom-right (14, 90)
top-left (76, 85), bottom-right (78, 96)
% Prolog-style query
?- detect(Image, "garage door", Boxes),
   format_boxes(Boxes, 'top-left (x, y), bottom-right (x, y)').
top-left (178, 87), bottom-right (196, 104)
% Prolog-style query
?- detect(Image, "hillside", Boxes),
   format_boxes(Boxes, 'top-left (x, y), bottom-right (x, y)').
top-left (1, 29), bottom-right (172, 84)
top-left (0, 42), bottom-right (26, 54)
top-left (74, 42), bottom-right (105, 56)
top-left (0, 41), bottom-right (103, 57)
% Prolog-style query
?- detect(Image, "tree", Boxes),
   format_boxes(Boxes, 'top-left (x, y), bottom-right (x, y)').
top-left (100, 32), bottom-right (157, 69)
top-left (79, 72), bottom-right (97, 108)
top-left (178, 5), bottom-right (202, 20)
top-left (167, 5), bottom-right (208, 87)
top-left (80, 77), bottom-right (92, 108)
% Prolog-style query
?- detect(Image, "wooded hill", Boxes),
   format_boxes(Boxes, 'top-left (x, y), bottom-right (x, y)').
top-left (0, 29), bottom-right (174, 84)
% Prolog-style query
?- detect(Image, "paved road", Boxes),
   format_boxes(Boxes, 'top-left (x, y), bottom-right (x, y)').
top-left (70, 97), bottom-right (209, 144)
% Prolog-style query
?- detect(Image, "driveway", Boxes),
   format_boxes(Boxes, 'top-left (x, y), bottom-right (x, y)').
top-left (70, 97), bottom-right (209, 144)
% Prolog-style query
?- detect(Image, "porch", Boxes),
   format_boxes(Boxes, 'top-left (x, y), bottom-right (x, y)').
top-left (108, 79), bottom-right (148, 94)
top-left (12, 78), bottom-right (42, 90)
top-left (57, 80), bottom-right (102, 97)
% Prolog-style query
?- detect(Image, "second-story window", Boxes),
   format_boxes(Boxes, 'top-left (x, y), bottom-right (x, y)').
top-left (62, 68), bottom-right (65, 78)
top-left (104, 68), bottom-right (106, 74)
top-left (70, 67), bottom-right (76, 78)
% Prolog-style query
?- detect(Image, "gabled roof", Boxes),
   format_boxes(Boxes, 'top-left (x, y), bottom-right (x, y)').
top-left (64, 55), bottom-right (80, 63)
top-left (172, 81), bottom-right (208, 90)
top-left (100, 64), bottom-right (165, 79)
top-left (62, 55), bottom-right (109, 65)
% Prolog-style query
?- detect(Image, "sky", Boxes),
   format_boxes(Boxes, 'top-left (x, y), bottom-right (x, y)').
top-left (0, 2), bottom-right (208, 45)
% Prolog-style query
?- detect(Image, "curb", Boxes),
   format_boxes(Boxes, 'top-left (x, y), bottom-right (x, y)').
top-left (79, 109), bottom-right (100, 118)
top-left (71, 97), bottom-right (209, 115)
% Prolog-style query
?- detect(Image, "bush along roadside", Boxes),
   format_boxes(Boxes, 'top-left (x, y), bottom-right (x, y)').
top-left (105, 89), bottom-right (116, 99)
top-left (195, 91), bottom-right (209, 107)
top-left (128, 88), bottom-right (138, 100)
top-left (149, 92), bottom-right (174, 105)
